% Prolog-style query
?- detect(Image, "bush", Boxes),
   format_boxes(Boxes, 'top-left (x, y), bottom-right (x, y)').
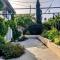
top-left (24, 24), bottom-right (43, 35)
top-left (0, 35), bottom-right (5, 45)
top-left (43, 22), bottom-right (51, 30)
top-left (8, 20), bottom-right (17, 30)
top-left (0, 35), bottom-right (6, 56)
top-left (12, 28), bottom-right (21, 41)
top-left (1, 43), bottom-right (24, 59)
top-left (7, 20), bottom-right (21, 41)
top-left (14, 15), bottom-right (34, 27)
top-left (0, 17), bottom-right (8, 37)
top-left (55, 20), bottom-right (60, 31)
top-left (41, 30), bottom-right (49, 38)
top-left (42, 28), bottom-right (59, 42)
top-left (42, 15), bottom-right (60, 45)
top-left (47, 28), bottom-right (59, 41)
top-left (45, 15), bottom-right (60, 31)
top-left (54, 36), bottom-right (60, 45)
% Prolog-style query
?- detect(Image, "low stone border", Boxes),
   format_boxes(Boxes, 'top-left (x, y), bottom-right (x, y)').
top-left (38, 36), bottom-right (60, 58)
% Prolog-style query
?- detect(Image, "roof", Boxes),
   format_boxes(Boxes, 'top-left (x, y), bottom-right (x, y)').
top-left (3, 0), bottom-right (15, 14)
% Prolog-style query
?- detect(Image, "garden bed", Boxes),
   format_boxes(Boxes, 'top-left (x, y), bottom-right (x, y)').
top-left (38, 36), bottom-right (60, 58)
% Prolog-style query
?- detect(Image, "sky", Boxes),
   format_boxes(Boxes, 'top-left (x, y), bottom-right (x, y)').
top-left (9, 0), bottom-right (60, 20)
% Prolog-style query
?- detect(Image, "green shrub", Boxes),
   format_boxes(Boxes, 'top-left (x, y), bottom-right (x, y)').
top-left (0, 35), bottom-right (5, 45)
top-left (42, 14), bottom-right (60, 45)
top-left (7, 20), bottom-right (21, 41)
top-left (24, 24), bottom-right (43, 35)
top-left (42, 28), bottom-right (59, 42)
top-left (14, 15), bottom-right (34, 27)
top-left (9, 20), bottom-right (17, 30)
top-left (47, 28), bottom-right (59, 41)
top-left (45, 15), bottom-right (60, 31)
top-left (12, 28), bottom-right (21, 41)
top-left (54, 36), bottom-right (60, 45)
top-left (55, 20), bottom-right (60, 31)
top-left (0, 35), bottom-right (6, 56)
top-left (41, 30), bottom-right (49, 38)
top-left (1, 43), bottom-right (24, 59)
top-left (0, 17), bottom-right (8, 37)
top-left (43, 22), bottom-right (52, 30)
top-left (43, 16), bottom-right (60, 31)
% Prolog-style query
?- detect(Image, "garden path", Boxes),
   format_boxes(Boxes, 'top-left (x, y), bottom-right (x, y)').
top-left (1, 36), bottom-right (60, 60)
top-left (19, 37), bottom-right (60, 60)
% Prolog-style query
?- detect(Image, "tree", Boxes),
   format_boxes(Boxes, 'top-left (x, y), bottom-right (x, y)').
top-left (36, 0), bottom-right (42, 24)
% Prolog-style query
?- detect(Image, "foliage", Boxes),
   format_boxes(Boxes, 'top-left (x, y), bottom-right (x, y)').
top-left (43, 18), bottom-right (56, 31)
top-left (49, 18), bottom-right (60, 30)
top-left (7, 20), bottom-right (21, 41)
top-left (0, 35), bottom-right (6, 56)
top-left (0, 35), bottom-right (6, 45)
top-left (41, 13), bottom-right (60, 45)
top-left (0, 18), bottom-right (24, 58)
top-left (54, 36), bottom-right (60, 45)
top-left (12, 28), bottom-right (21, 41)
top-left (42, 28), bottom-right (59, 42)
top-left (47, 29), bottom-right (58, 41)
top-left (8, 20), bottom-right (17, 29)
top-left (14, 14), bottom-right (34, 27)
top-left (44, 14), bottom-right (60, 31)
top-left (24, 24), bottom-right (43, 35)
top-left (47, 18), bottom-right (55, 27)
top-left (8, 15), bottom-right (34, 39)
top-left (0, 17), bottom-right (8, 37)
top-left (54, 15), bottom-right (60, 30)
top-left (36, 0), bottom-right (42, 24)
top-left (43, 22), bottom-right (51, 30)
top-left (41, 29), bottom-right (49, 38)
top-left (0, 43), bottom-right (24, 59)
